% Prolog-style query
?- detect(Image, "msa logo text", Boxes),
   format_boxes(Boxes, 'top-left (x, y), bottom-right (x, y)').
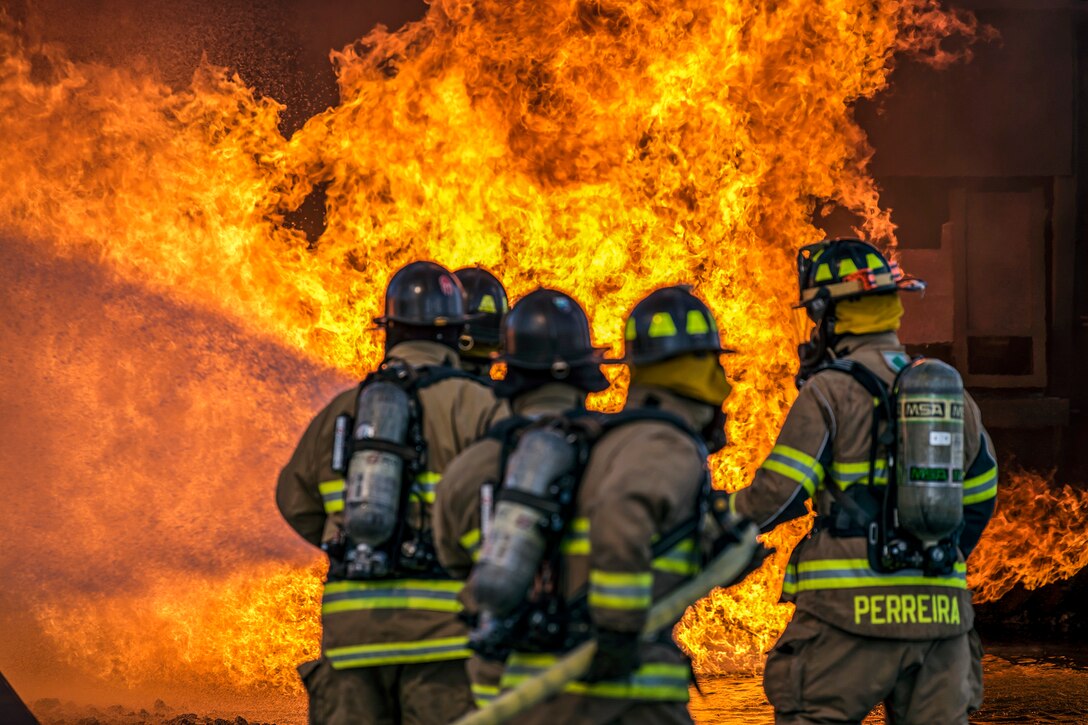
top-left (904, 401), bottom-right (946, 418)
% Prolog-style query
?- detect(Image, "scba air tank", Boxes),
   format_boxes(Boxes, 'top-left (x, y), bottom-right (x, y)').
top-left (895, 359), bottom-right (965, 545)
top-left (472, 428), bottom-right (577, 616)
top-left (343, 381), bottom-right (411, 547)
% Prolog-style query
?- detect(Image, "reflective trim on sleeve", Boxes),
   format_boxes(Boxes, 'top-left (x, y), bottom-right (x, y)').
top-left (761, 444), bottom-right (823, 498)
top-left (326, 635), bottom-right (471, 668)
top-left (459, 528), bottom-right (482, 562)
top-left (502, 655), bottom-right (690, 701)
top-left (472, 682), bottom-right (499, 708)
top-left (411, 471), bottom-right (442, 504)
top-left (962, 466), bottom-right (997, 505)
top-left (588, 569), bottom-right (653, 611)
top-left (319, 479), bottom-right (345, 514)
top-left (652, 538), bottom-right (700, 576)
top-left (829, 460), bottom-right (890, 488)
top-left (782, 561), bottom-right (798, 597)
top-left (322, 579), bottom-right (464, 614)
top-left (781, 558), bottom-right (967, 595)
top-left (561, 516), bottom-right (590, 555)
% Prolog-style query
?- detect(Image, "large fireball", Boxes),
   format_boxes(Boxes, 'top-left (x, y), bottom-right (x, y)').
top-left (1, 0), bottom-right (1081, 706)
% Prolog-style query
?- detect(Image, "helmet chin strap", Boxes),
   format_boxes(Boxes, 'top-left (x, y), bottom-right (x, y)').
top-left (796, 305), bottom-right (837, 388)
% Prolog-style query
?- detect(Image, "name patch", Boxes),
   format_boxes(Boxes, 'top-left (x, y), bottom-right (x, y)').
top-left (853, 593), bottom-right (960, 626)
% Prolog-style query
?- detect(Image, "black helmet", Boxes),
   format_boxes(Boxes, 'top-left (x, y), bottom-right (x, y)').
top-left (797, 238), bottom-right (925, 313)
top-left (623, 286), bottom-right (728, 365)
top-left (499, 288), bottom-right (608, 373)
top-left (454, 267), bottom-right (508, 348)
top-left (374, 261), bottom-right (470, 327)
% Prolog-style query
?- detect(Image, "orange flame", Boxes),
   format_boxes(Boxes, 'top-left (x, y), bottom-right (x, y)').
top-left (0, 0), bottom-right (1075, 710)
top-left (968, 470), bottom-right (1088, 604)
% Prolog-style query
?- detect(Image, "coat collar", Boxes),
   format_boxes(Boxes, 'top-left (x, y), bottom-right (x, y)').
top-left (624, 384), bottom-right (714, 431)
top-left (386, 340), bottom-right (462, 369)
top-left (512, 383), bottom-right (587, 418)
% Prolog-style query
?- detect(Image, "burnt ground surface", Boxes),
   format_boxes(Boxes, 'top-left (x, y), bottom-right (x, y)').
top-left (30, 698), bottom-right (277, 725)
top-left (24, 640), bottom-right (1088, 725)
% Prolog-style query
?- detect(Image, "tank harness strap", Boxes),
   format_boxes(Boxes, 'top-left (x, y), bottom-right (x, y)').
top-left (485, 415), bottom-right (533, 443)
top-left (811, 360), bottom-right (894, 536)
top-left (599, 406), bottom-right (710, 568)
top-left (563, 513), bottom-right (702, 630)
top-left (349, 437), bottom-right (421, 461)
top-left (477, 407), bottom-right (713, 653)
top-left (563, 407), bottom-right (710, 619)
top-left (334, 357), bottom-right (457, 582)
top-left (496, 487), bottom-right (564, 517)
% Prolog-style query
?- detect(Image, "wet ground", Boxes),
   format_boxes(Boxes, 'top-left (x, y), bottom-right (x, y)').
top-left (690, 647), bottom-right (1088, 724)
top-left (23, 646), bottom-right (1088, 724)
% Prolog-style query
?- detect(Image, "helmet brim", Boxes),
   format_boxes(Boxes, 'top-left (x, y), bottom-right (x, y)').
top-left (623, 344), bottom-right (735, 366)
top-left (795, 275), bottom-right (927, 308)
top-left (373, 313), bottom-right (479, 327)
top-left (497, 346), bottom-right (622, 370)
top-left (896, 277), bottom-right (927, 293)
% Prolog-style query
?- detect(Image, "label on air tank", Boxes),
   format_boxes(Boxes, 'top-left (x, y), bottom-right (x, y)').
top-left (909, 466), bottom-right (950, 482)
top-left (901, 397), bottom-right (965, 421)
top-left (929, 431), bottom-right (953, 446)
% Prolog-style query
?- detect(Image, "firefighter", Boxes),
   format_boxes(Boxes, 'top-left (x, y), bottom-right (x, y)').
top-left (445, 285), bottom-right (734, 724)
top-left (433, 287), bottom-right (611, 708)
top-left (277, 261), bottom-right (509, 725)
top-left (454, 267), bottom-right (509, 378)
top-left (726, 238), bottom-right (998, 724)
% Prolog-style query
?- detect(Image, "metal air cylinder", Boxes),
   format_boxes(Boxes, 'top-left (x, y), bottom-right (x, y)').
top-left (472, 428), bottom-right (577, 616)
top-left (343, 381), bottom-right (411, 546)
top-left (895, 359), bottom-right (965, 545)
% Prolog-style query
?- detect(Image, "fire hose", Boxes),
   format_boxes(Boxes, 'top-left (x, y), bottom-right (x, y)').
top-left (451, 523), bottom-right (764, 725)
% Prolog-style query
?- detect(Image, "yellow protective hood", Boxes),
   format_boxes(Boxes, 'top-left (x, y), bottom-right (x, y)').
top-left (834, 293), bottom-right (904, 336)
top-left (630, 353), bottom-right (732, 407)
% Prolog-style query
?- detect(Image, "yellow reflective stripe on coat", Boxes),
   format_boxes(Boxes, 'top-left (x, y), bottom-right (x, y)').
top-left (322, 579), bottom-right (464, 614)
top-left (781, 558), bottom-right (967, 595)
top-left (411, 471), bottom-right (442, 504)
top-left (962, 465), bottom-right (998, 505)
top-left (326, 635), bottom-right (471, 669)
top-left (829, 460), bottom-right (890, 488)
top-left (761, 444), bottom-right (823, 498)
top-left (460, 528), bottom-right (482, 562)
top-left (319, 479), bottom-right (345, 514)
top-left (588, 569), bottom-right (653, 610)
top-left (561, 516), bottom-right (590, 555)
top-left (472, 682), bottom-right (499, 708)
top-left (651, 537), bottom-right (700, 576)
top-left (502, 655), bottom-right (690, 701)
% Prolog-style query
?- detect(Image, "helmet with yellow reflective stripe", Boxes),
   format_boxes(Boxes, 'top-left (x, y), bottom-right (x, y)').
top-left (454, 266), bottom-right (508, 350)
top-left (797, 238), bottom-right (925, 310)
top-left (623, 285), bottom-right (732, 365)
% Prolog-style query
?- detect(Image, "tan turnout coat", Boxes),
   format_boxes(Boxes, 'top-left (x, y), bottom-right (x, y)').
top-left (277, 340), bottom-right (508, 669)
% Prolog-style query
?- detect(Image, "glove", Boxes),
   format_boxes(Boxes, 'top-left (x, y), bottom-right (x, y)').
top-left (583, 628), bottom-right (642, 683)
